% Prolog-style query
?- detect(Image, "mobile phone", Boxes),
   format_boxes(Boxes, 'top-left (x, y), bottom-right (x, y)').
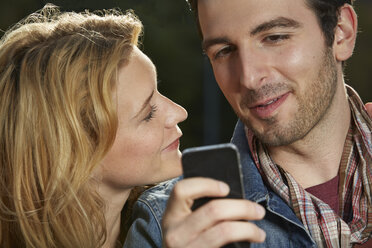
top-left (182, 143), bottom-right (249, 248)
top-left (181, 143), bottom-right (245, 211)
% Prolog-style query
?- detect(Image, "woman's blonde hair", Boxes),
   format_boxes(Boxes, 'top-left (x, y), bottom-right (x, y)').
top-left (0, 4), bottom-right (142, 247)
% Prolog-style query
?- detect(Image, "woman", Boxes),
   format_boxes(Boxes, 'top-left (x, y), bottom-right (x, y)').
top-left (0, 4), bottom-right (187, 247)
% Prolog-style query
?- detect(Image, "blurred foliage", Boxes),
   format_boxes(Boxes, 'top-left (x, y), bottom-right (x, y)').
top-left (0, 0), bottom-right (371, 150)
top-left (345, 2), bottom-right (372, 103)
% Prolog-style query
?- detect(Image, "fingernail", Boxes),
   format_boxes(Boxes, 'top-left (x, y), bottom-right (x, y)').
top-left (256, 205), bottom-right (266, 217)
top-left (218, 182), bottom-right (230, 194)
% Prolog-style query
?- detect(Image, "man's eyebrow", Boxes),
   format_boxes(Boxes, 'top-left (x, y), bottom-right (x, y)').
top-left (201, 17), bottom-right (301, 52)
top-left (202, 37), bottom-right (230, 53)
top-left (250, 17), bottom-right (302, 36)
top-left (133, 89), bottom-right (155, 120)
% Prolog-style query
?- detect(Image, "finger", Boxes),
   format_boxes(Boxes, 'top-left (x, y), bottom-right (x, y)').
top-left (162, 177), bottom-right (230, 243)
top-left (188, 198), bottom-right (266, 229)
top-left (164, 177), bottom-right (230, 218)
top-left (166, 199), bottom-right (265, 246)
top-left (187, 221), bottom-right (266, 248)
top-left (365, 102), bottom-right (372, 117)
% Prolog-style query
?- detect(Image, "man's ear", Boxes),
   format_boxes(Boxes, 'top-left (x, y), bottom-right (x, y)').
top-left (333, 4), bottom-right (358, 62)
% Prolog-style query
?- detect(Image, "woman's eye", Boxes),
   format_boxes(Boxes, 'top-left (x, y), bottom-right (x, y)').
top-left (264, 34), bottom-right (290, 43)
top-left (214, 45), bottom-right (234, 60)
top-left (143, 105), bottom-right (158, 122)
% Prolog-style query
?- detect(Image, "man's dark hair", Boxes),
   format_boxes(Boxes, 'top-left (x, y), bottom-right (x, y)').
top-left (187, 0), bottom-right (355, 47)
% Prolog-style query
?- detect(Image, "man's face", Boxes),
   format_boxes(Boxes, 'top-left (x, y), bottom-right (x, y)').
top-left (198, 0), bottom-right (340, 146)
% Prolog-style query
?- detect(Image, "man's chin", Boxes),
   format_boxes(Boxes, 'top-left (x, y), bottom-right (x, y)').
top-left (248, 124), bottom-right (301, 147)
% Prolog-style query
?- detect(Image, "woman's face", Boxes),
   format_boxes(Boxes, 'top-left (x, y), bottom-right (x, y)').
top-left (99, 47), bottom-right (187, 191)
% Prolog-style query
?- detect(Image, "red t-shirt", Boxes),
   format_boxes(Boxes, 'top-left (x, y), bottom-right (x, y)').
top-left (306, 175), bottom-right (339, 215)
top-left (306, 175), bottom-right (372, 247)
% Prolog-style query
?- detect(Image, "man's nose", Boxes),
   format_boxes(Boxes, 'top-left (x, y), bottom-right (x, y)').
top-left (238, 47), bottom-right (269, 90)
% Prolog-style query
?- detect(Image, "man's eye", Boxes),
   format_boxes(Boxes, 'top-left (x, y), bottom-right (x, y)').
top-left (264, 34), bottom-right (290, 43)
top-left (214, 46), bottom-right (234, 59)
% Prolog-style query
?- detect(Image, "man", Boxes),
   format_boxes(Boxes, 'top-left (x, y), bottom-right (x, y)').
top-left (161, 0), bottom-right (372, 247)
top-left (124, 0), bottom-right (372, 247)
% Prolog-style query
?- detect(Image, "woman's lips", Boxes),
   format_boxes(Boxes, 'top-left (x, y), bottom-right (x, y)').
top-left (163, 138), bottom-right (180, 152)
top-left (249, 92), bottom-right (290, 119)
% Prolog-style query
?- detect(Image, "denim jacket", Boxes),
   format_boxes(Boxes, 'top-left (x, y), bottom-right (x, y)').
top-left (124, 120), bottom-right (316, 248)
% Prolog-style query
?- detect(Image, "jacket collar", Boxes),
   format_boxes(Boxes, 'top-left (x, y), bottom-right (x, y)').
top-left (231, 120), bottom-right (309, 231)
top-left (231, 120), bottom-right (268, 202)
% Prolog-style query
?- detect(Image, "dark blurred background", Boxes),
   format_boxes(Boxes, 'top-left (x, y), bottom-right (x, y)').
top-left (1, 0), bottom-right (371, 150)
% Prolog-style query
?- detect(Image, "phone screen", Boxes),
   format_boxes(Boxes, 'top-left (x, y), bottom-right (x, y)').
top-left (181, 143), bottom-right (245, 210)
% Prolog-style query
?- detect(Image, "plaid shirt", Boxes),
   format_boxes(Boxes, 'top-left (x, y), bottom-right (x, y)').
top-left (246, 85), bottom-right (372, 248)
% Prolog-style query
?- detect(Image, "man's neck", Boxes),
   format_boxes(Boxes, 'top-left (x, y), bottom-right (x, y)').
top-left (268, 84), bottom-right (351, 188)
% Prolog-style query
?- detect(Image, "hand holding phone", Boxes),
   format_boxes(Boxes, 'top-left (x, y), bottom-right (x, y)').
top-left (181, 143), bottom-right (251, 248)
top-left (162, 177), bottom-right (266, 248)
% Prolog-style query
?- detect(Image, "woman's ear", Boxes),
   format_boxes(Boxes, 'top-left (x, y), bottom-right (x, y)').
top-left (333, 4), bottom-right (358, 62)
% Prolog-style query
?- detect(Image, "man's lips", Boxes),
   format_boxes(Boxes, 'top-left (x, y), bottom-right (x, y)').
top-left (249, 92), bottom-right (290, 119)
